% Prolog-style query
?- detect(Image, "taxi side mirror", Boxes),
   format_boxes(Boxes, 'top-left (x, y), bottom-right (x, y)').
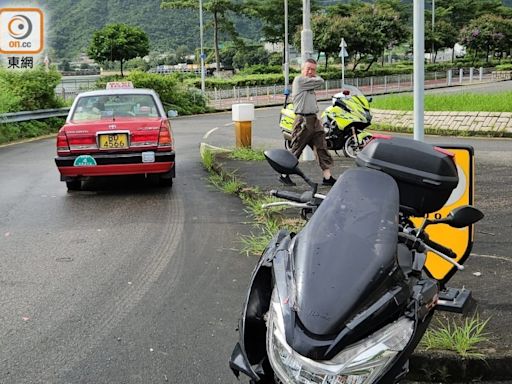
top-left (167, 110), bottom-right (178, 118)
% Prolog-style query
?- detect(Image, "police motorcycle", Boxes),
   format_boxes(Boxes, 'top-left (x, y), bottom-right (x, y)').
top-left (229, 136), bottom-right (484, 384)
top-left (279, 84), bottom-right (373, 159)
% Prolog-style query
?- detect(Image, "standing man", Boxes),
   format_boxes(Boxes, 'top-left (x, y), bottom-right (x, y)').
top-left (280, 58), bottom-right (336, 186)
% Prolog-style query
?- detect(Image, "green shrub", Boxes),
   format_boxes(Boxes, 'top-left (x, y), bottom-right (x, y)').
top-left (96, 71), bottom-right (211, 115)
top-left (0, 67), bottom-right (63, 111)
top-left (239, 65), bottom-right (283, 75)
top-left (129, 71), bottom-right (210, 115)
top-left (496, 63), bottom-right (512, 71)
top-left (0, 117), bottom-right (64, 145)
top-left (0, 78), bottom-right (20, 113)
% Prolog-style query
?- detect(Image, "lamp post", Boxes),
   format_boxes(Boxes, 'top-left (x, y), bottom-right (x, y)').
top-left (199, 0), bottom-right (206, 93)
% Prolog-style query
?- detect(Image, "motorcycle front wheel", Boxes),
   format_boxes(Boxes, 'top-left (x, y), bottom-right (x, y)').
top-left (343, 134), bottom-right (371, 158)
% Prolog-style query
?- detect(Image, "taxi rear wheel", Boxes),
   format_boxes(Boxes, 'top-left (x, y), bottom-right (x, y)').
top-left (159, 175), bottom-right (173, 187)
top-left (66, 179), bottom-right (81, 191)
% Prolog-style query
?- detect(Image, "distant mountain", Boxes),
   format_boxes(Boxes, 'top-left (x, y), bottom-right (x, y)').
top-left (42, 0), bottom-right (261, 59)
top-left (42, 0), bottom-right (511, 59)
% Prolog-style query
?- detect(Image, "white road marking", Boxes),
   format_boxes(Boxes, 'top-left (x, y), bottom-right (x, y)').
top-left (470, 253), bottom-right (511, 262)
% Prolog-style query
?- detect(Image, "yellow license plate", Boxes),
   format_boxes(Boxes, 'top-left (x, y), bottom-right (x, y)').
top-left (98, 133), bottom-right (128, 149)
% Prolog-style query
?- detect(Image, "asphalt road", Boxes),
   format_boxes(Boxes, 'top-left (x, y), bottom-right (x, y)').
top-left (0, 120), bottom-right (254, 383)
top-left (0, 99), bottom-right (510, 383)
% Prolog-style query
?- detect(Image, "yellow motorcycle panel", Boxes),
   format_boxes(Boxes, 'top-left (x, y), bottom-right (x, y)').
top-left (280, 104), bottom-right (296, 132)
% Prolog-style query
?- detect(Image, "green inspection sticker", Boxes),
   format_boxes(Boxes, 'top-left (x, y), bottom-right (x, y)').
top-left (73, 155), bottom-right (97, 166)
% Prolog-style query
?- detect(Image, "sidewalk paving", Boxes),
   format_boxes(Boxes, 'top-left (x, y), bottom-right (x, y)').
top-left (202, 130), bottom-right (512, 383)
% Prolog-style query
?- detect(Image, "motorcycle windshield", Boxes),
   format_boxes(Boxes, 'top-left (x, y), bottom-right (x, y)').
top-left (292, 168), bottom-right (399, 336)
top-left (331, 84), bottom-right (365, 99)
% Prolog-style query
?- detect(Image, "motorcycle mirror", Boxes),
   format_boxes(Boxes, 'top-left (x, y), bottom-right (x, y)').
top-left (264, 149), bottom-right (318, 192)
top-left (264, 149), bottom-right (299, 175)
top-left (443, 206), bottom-right (484, 228)
top-left (368, 97), bottom-right (373, 103)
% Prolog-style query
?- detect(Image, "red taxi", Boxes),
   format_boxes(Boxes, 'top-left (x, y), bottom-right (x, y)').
top-left (55, 82), bottom-right (175, 190)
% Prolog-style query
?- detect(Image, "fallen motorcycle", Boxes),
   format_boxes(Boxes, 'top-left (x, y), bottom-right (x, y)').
top-left (279, 84), bottom-right (373, 158)
top-left (230, 136), bottom-right (483, 384)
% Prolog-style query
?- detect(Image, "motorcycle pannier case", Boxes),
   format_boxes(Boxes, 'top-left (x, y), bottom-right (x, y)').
top-left (279, 105), bottom-right (295, 131)
top-left (356, 136), bottom-right (458, 216)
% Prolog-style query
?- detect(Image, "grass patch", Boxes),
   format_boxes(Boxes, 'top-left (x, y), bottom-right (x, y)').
top-left (240, 216), bottom-right (306, 256)
top-left (371, 92), bottom-right (512, 112)
top-left (200, 146), bottom-right (306, 257)
top-left (241, 194), bottom-right (287, 223)
top-left (240, 221), bottom-right (281, 256)
top-left (420, 315), bottom-right (490, 358)
top-left (208, 172), bottom-right (245, 194)
top-left (201, 147), bottom-right (215, 172)
top-left (228, 147), bottom-right (266, 161)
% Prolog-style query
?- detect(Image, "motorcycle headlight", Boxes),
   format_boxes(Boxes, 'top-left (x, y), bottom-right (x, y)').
top-left (266, 293), bottom-right (414, 384)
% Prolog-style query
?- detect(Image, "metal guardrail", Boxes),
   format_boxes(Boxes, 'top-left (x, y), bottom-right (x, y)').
top-left (0, 107), bottom-right (70, 123)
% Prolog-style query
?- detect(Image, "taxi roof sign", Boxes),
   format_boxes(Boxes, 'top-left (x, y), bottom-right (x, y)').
top-left (106, 81), bottom-right (134, 89)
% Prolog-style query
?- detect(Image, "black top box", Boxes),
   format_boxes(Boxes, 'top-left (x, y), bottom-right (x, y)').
top-left (356, 136), bottom-right (459, 217)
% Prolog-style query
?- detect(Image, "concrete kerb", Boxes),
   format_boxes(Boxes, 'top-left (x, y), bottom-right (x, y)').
top-left (199, 127), bottom-right (512, 383)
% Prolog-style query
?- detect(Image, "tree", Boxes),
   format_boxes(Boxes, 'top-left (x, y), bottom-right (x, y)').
top-left (459, 14), bottom-right (512, 63)
top-left (244, 0), bottom-right (322, 64)
top-left (311, 14), bottom-right (346, 69)
top-left (325, 2), bottom-right (409, 71)
top-left (233, 45), bottom-right (270, 69)
top-left (244, 0), bottom-right (310, 44)
top-left (161, 0), bottom-right (241, 73)
top-left (87, 23), bottom-right (149, 76)
top-left (428, 0), bottom-right (504, 61)
top-left (425, 19), bottom-right (458, 63)
top-left (433, 0), bottom-right (503, 32)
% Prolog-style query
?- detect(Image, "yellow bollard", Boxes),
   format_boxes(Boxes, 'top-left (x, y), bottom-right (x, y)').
top-left (234, 121), bottom-right (252, 148)
top-left (232, 103), bottom-right (255, 148)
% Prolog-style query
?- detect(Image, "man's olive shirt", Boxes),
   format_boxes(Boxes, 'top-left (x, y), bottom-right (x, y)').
top-left (291, 75), bottom-right (324, 114)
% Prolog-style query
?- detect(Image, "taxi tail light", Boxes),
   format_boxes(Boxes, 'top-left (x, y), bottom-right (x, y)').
top-left (56, 131), bottom-right (70, 155)
top-left (158, 120), bottom-right (173, 149)
top-left (69, 136), bottom-right (96, 146)
top-left (131, 132), bottom-right (158, 144)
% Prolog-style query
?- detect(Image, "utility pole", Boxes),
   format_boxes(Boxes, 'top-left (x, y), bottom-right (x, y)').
top-left (300, 0), bottom-right (314, 161)
top-left (199, 0), bottom-right (206, 93)
top-left (284, 0), bottom-right (290, 95)
top-left (413, 0), bottom-right (425, 141)
top-left (301, 0), bottom-right (313, 63)
top-left (431, 0), bottom-right (435, 63)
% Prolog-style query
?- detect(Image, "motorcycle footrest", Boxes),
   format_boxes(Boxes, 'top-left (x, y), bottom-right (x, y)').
top-left (436, 287), bottom-right (474, 314)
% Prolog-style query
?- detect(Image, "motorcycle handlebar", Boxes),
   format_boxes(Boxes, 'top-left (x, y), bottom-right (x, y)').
top-left (269, 189), bottom-right (305, 203)
top-left (423, 238), bottom-right (457, 259)
top-left (399, 232), bottom-right (464, 270)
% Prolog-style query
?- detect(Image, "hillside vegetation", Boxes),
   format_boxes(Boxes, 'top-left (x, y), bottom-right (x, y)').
top-left (46, 0), bottom-right (261, 58)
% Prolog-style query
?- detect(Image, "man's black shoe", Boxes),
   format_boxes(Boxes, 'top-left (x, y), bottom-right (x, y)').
top-left (279, 175), bottom-right (296, 186)
top-left (322, 176), bottom-right (336, 186)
